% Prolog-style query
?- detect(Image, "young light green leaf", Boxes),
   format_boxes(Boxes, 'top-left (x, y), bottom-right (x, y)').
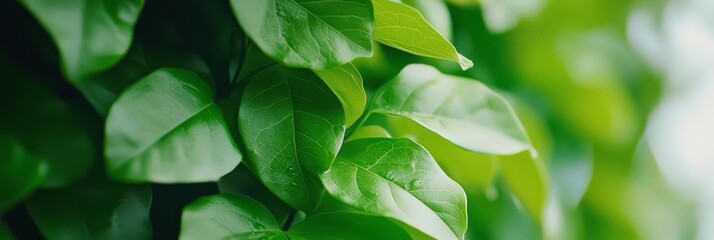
top-left (371, 64), bottom-right (534, 156)
top-left (314, 63), bottom-right (366, 127)
top-left (105, 68), bottom-right (241, 183)
top-left (381, 114), bottom-right (499, 189)
top-left (287, 212), bottom-right (412, 240)
top-left (501, 151), bottom-right (548, 219)
top-left (27, 178), bottom-right (152, 240)
top-left (321, 138), bottom-right (467, 240)
top-left (0, 136), bottom-right (47, 212)
top-left (20, 0), bottom-right (144, 81)
top-left (372, 0), bottom-right (473, 70)
top-left (346, 125), bottom-right (392, 141)
top-left (239, 66), bottom-right (345, 211)
top-left (179, 194), bottom-right (286, 240)
top-left (230, 0), bottom-right (374, 70)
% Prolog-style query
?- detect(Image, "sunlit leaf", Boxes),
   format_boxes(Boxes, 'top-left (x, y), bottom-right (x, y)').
top-left (105, 68), bottom-right (241, 183)
top-left (372, 0), bottom-right (472, 70)
top-left (321, 138), bottom-right (467, 240)
top-left (314, 63), bottom-right (366, 127)
top-left (371, 64), bottom-right (534, 155)
top-left (501, 151), bottom-right (548, 219)
top-left (239, 66), bottom-right (345, 211)
top-left (230, 0), bottom-right (374, 69)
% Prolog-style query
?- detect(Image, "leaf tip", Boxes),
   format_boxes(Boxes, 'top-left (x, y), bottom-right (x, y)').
top-left (457, 53), bottom-right (473, 70)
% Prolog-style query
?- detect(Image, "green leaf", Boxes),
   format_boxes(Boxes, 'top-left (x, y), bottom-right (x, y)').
top-left (180, 194), bottom-right (410, 240)
top-left (105, 68), bottom-right (241, 183)
top-left (19, 0), bottom-right (144, 81)
top-left (314, 63), bottom-right (367, 127)
top-left (27, 177), bottom-right (152, 240)
top-left (380, 114), bottom-right (499, 190)
top-left (501, 151), bottom-right (548, 219)
top-left (287, 212), bottom-right (412, 240)
top-left (239, 66), bottom-right (345, 210)
top-left (346, 125), bottom-right (392, 141)
top-left (179, 194), bottom-right (286, 240)
top-left (218, 165), bottom-right (294, 224)
top-left (230, 0), bottom-right (374, 69)
top-left (0, 222), bottom-right (14, 240)
top-left (0, 66), bottom-right (94, 188)
top-left (0, 135), bottom-right (47, 212)
top-left (370, 64), bottom-right (533, 156)
top-left (321, 138), bottom-right (467, 240)
top-left (372, 0), bottom-right (472, 70)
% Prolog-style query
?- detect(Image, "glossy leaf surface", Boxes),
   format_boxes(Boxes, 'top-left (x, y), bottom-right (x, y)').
top-left (314, 63), bottom-right (366, 127)
top-left (20, 0), bottom-right (144, 81)
top-left (239, 66), bottom-right (345, 210)
top-left (371, 64), bottom-right (533, 155)
top-left (105, 68), bottom-right (241, 183)
top-left (179, 194), bottom-right (285, 240)
top-left (230, 0), bottom-right (374, 69)
top-left (372, 0), bottom-right (472, 70)
top-left (321, 138), bottom-right (467, 240)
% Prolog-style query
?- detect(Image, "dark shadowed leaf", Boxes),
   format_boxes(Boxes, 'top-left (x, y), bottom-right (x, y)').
top-left (19, 0), bottom-right (144, 81)
top-left (0, 135), bottom-right (47, 212)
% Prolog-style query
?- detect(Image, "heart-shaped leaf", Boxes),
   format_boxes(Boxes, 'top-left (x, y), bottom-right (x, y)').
top-left (20, 0), bottom-right (144, 81)
top-left (105, 68), bottom-right (241, 183)
top-left (370, 64), bottom-right (533, 156)
top-left (321, 138), bottom-right (467, 240)
top-left (230, 0), bottom-right (374, 69)
top-left (372, 0), bottom-right (472, 70)
top-left (239, 66), bottom-right (345, 211)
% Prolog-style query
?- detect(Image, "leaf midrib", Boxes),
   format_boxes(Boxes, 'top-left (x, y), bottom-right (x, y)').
top-left (114, 103), bottom-right (215, 168)
top-left (340, 160), bottom-right (456, 239)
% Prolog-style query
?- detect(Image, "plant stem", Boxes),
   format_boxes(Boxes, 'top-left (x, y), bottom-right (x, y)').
top-left (281, 209), bottom-right (297, 231)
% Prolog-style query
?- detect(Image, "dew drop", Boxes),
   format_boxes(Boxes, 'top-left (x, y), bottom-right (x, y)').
top-left (410, 180), bottom-right (423, 189)
top-left (410, 161), bottom-right (417, 170)
top-left (291, 182), bottom-right (297, 186)
top-left (385, 171), bottom-right (396, 181)
top-left (288, 167), bottom-right (294, 171)
top-left (269, 167), bottom-right (275, 171)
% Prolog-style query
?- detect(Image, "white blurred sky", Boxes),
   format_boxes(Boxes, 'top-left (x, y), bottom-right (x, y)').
top-left (628, 0), bottom-right (714, 239)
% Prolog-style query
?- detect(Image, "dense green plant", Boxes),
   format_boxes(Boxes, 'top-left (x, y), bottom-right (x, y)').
top-left (0, 0), bottom-right (547, 239)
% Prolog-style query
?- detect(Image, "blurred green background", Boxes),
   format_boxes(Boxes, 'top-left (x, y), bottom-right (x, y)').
top-left (356, 0), bottom-right (713, 239)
